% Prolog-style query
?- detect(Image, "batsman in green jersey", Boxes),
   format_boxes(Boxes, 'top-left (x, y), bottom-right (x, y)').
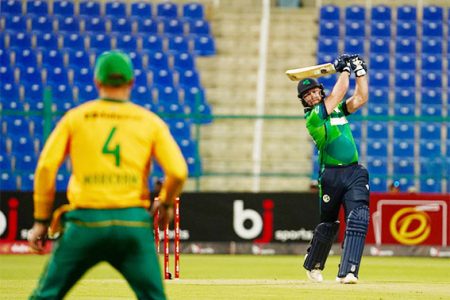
top-left (28, 50), bottom-right (188, 299)
top-left (299, 54), bottom-right (369, 284)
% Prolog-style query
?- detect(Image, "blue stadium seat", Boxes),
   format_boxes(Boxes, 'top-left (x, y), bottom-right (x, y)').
top-left (35, 32), bottom-right (59, 50)
top-left (419, 140), bottom-right (442, 157)
top-left (57, 16), bottom-right (81, 33)
top-left (141, 34), bottom-right (164, 52)
top-left (178, 138), bottom-right (197, 158)
top-left (15, 153), bottom-right (38, 172)
top-left (79, 1), bottom-right (101, 17)
top-left (369, 53), bottom-right (389, 70)
top-left (370, 20), bottom-right (390, 37)
top-left (167, 118), bottom-right (191, 140)
top-left (14, 48), bottom-right (38, 68)
top-left (370, 37), bottom-right (390, 54)
top-left (369, 176), bottom-right (387, 192)
top-left (396, 21), bottom-right (416, 37)
top-left (0, 49), bottom-right (11, 66)
top-left (367, 121), bottom-right (388, 139)
top-left (27, 0), bottom-right (49, 15)
top-left (344, 37), bottom-right (364, 54)
top-left (421, 54), bottom-right (442, 71)
top-left (420, 177), bottom-right (441, 193)
top-left (421, 104), bottom-right (442, 117)
top-left (394, 87), bottom-right (415, 104)
top-left (131, 85), bottom-right (154, 111)
top-left (9, 32), bottom-right (33, 50)
top-left (147, 51), bottom-right (169, 70)
top-left (394, 70), bottom-right (415, 88)
top-left (115, 34), bottom-right (138, 51)
top-left (72, 66), bottom-right (93, 84)
top-left (162, 18), bottom-right (185, 35)
top-left (317, 52), bottom-right (334, 64)
top-left (420, 122), bottom-right (441, 140)
top-left (393, 157), bottom-right (415, 175)
top-left (0, 83), bottom-right (20, 103)
top-left (369, 87), bottom-right (389, 104)
top-left (422, 21), bottom-right (443, 38)
top-left (397, 5), bottom-right (416, 21)
top-left (178, 69), bottom-right (200, 88)
top-left (41, 49), bottom-right (65, 68)
top-left (109, 17), bottom-right (133, 34)
top-left (134, 18), bottom-right (159, 34)
top-left (344, 20), bottom-right (365, 37)
top-left (420, 157), bottom-right (445, 178)
top-left (46, 66), bottom-right (69, 85)
top-left (128, 51), bottom-right (144, 69)
top-left (133, 68), bottom-right (149, 86)
top-left (152, 68), bottom-right (174, 88)
top-left (131, 2), bottom-right (153, 17)
top-left (4, 15), bottom-right (27, 33)
top-left (394, 103), bottom-right (415, 117)
top-left (158, 101), bottom-right (184, 115)
top-left (183, 3), bottom-right (205, 20)
top-left (421, 88), bottom-right (442, 104)
top-left (366, 138), bottom-right (388, 156)
top-left (0, 66), bottom-right (15, 84)
top-left (183, 86), bottom-right (206, 111)
top-left (88, 34), bottom-right (112, 52)
top-left (395, 53), bottom-right (415, 70)
top-left (53, 0), bottom-right (75, 16)
top-left (186, 153), bottom-right (202, 177)
top-left (23, 83), bottom-right (44, 109)
top-left (155, 85), bottom-right (180, 105)
top-left (51, 83), bottom-right (75, 111)
top-left (0, 172), bottom-right (17, 190)
top-left (366, 156), bottom-right (388, 175)
top-left (1, 97), bottom-right (25, 111)
top-left (2, 0), bottom-right (22, 14)
top-left (371, 5), bottom-right (391, 21)
top-left (319, 21), bottom-right (340, 37)
top-left (395, 37), bottom-right (416, 54)
top-left (422, 38), bottom-right (442, 54)
top-left (173, 51), bottom-right (195, 71)
top-left (66, 49), bottom-right (91, 68)
top-left (84, 17), bottom-right (107, 33)
top-left (345, 5), bottom-right (365, 21)
top-left (318, 37), bottom-right (339, 54)
top-left (77, 84), bottom-right (98, 103)
top-left (105, 1), bottom-right (127, 17)
top-left (20, 172), bottom-right (35, 191)
top-left (421, 71), bottom-right (442, 88)
top-left (0, 137), bottom-right (8, 155)
top-left (19, 66), bottom-right (43, 85)
top-left (369, 71), bottom-right (389, 87)
top-left (188, 19), bottom-right (211, 35)
top-left (62, 33), bottom-right (86, 51)
top-left (423, 6), bottom-right (443, 22)
top-left (156, 2), bottom-right (178, 19)
top-left (30, 15), bottom-right (54, 33)
top-left (393, 123), bottom-right (415, 141)
top-left (393, 139), bottom-right (415, 157)
top-left (9, 134), bottom-right (35, 154)
top-left (56, 172), bottom-right (70, 191)
top-left (367, 103), bottom-right (389, 116)
top-left (167, 35), bottom-right (190, 54)
top-left (0, 154), bottom-right (12, 171)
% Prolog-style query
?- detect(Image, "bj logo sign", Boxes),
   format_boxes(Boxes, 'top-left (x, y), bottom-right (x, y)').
top-left (372, 200), bottom-right (447, 246)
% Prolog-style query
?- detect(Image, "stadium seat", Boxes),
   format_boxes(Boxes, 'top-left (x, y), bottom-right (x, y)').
top-left (62, 33), bottom-right (86, 51)
top-left (369, 71), bottom-right (389, 87)
top-left (14, 48), bottom-right (38, 68)
top-left (72, 66), bottom-right (93, 84)
top-left (115, 34), bottom-right (138, 51)
top-left (0, 66), bottom-right (15, 84)
top-left (155, 85), bottom-right (180, 105)
top-left (188, 19), bottom-right (211, 35)
top-left (4, 15), bottom-right (27, 33)
top-left (422, 38), bottom-right (442, 54)
top-left (421, 54), bottom-right (442, 71)
top-left (183, 3), bottom-right (205, 20)
top-left (9, 134), bottom-right (35, 154)
top-left (173, 51), bottom-right (195, 71)
top-left (0, 153), bottom-right (13, 171)
top-left (51, 83), bottom-right (75, 111)
top-left (133, 68), bottom-right (149, 86)
top-left (178, 69), bottom-right (200, 88)
top-left (394, 123), bottom-right (416, 142)
top-left (127, 51), bottom-right (144, 69)
top-left (2, 0), bottom-right (22, 14)
top-left (396, 5), bottom-right (416, 21)
top-left (53, 0), bottom-right (75, 16)
top-left (15, 153), bottom-right (38, 172)
top-left (1, 98), bottom-right (25, 112)
top-left (366, 138), bottom-right (388, 156)
top-left (318, 21), bottom-right (340, 37)
top-left (27, 0), bottom-right (49, 15)
top-left (369, 87), bottom-right (389, 104)
top-left (162, 18), bottom-right (185, 35)
top-left (88, 34), bottom-right (112, 52)
top-left (57, 16), bottom-right (81, 33)
top-left (345, 5), bottom-right (365, 21)
top-left (369, 176), bottom-right (387, 192)
top-left (421, 88), bottom-right (442, 104)
top-left (396, 21), bottom-right (416, 37)
top-left (395, 53), bottom-right (415, 70)
top-left (30, 15), bottom-right (54, 33)
top-left (0, 83), bottom-right (20, 103)
top-left (0, 172), bottom-right (17, 190)
top-left (344, 37), bottom-right (364, 54)
top-left (420, 177), bottom-right (441, 193)
top-left (423, 6), bottom-right (443, 22)
top-left (0, 49), bottom-right (11, 66)
top-left (394, 103), bottom-right (415, 117)
top-left (23, 83), bottom-right (44, 109)
top-left (394, 70), bottom-right (415, 88)
top-left (367, 103), bottom-right (389, 116)
top-left (393, 157), bottom-right (415, 175)
top-left (158, 101), bottom-right (184, 115)
top-left (9, 32), bottom-right (33, 50)
top-left (186, 154), bottom-right (202, 177)
top-left (18, 66), bottom-right (43, 85)
top-left (369, 53), bottom-right (389, 70)
top-left (183, 86), bottom-right (206, 110)
top-left (135, 18), bottom-right (159, 34)
top-left (394, 87), bottom-right (415, 104)
top-left (109, 17), bottom-right (133, 34)
top-left (422, 21), bottom-right (443, 38)
top-left (393, 139), bottom-right (415, 157)
top-left (192, 34), bottom-right (216, 56)
top-left (156, 2), bottom-right (178, 19)
top-left (318, 37), bottom-right (339, 54)
top-left (35, 32), bottom-right (59, 50)
top-left (41, 49), bottom-right (65, 68)
top-left (367, 121), bottom-right (388, 139)
top-left (20, 172), bottom-right (35, 191)
top-left (370, 37), bottom-right (390, 54)
top-left (66, 49), bottom-right (91, 68)
top-left (366, 156), bottom-right (388, 175)
top-left (147, 51), bottom-right (169, 70)
top-left (421, 71), bottom-right (442, 88)
top-left (141, 34), bottom-right (164, 52)
top-left (167, 35), bottom-right (190, 54)
top-left (421, 104), bottom-right (442, 117)
top-left (167, 119), bottom-right (191, 140)
top-left (152, 68), bottom-right (174, 88)
top-left (370, 20), bottom-right (390, 38)
top-left (395, 37), bottom-right (416, 54)
top-left (131, 85), bottom-right (154, 111)
top-left (419, 140), bottom-right (442, 157)
top-left (84, 17), bottom-right (107, 33)
top-left (317, 52), bottom-right (334, 64)
top-left (46, 66), bottom-right (69, 85)
top-left (131, 2), bottom-right (153, 17)
top-left (420, 122), bottom-right (441, 140)
top-left (371, 5), bottom-right (391, 21)
top-left (79, 1), bottom-right (101, 17)
top-left (77, 84), bottom-right (98, 103)
top-left (344, 20), bottom-right (365, 37)
top-left (105, 1), bottom-right (127, 17)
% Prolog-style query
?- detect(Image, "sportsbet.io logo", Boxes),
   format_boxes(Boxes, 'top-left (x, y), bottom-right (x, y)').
top-left (389, 207), bottom-right (431, 245)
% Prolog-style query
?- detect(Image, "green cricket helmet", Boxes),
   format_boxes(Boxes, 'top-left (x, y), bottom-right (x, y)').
top-left (94, 50), bottom-right (134, 86)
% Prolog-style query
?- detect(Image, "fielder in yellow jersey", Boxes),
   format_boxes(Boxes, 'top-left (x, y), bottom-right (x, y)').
top-left (28, 50), bottom-right (187, 300)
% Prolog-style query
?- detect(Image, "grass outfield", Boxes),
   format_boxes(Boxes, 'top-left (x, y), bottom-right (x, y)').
top-left (1, 254), bottom-right (449, 300)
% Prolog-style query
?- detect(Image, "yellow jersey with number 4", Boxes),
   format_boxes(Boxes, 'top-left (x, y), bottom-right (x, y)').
top-left (33, 99), bottom-right (188, 220)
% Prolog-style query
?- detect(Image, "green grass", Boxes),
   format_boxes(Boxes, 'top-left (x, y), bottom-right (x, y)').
top-left (1, 254), bottom-right (449, 300)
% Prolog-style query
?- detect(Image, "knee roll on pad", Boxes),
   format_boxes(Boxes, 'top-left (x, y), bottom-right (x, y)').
top-left (338, 205), bottom-right (369, 278)
top-left (303, 221), bottom-right (339, 271)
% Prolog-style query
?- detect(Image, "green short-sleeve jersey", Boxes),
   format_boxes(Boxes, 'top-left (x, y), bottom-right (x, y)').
top-left (305, 101), bottom-right (358, 167)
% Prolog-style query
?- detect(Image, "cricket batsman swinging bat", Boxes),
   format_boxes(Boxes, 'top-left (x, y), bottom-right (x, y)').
top-left (286, 63), bottom-right (336, 81)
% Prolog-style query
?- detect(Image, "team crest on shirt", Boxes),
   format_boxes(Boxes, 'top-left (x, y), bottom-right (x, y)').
top-left (322, 194), bottom-right (330, 203)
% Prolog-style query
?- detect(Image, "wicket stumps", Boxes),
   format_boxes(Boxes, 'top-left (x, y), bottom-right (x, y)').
top-left (153, 197), bottom-right (180, 280)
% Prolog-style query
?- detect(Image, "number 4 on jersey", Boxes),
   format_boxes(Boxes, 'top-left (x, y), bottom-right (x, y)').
top-left (102, 127), bottom-right (121, 166)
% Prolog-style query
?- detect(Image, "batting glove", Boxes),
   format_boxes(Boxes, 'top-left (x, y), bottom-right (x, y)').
top-left (349, 55), bottom-right (368, 77)
top-left (333, 54), bottom-right (352, 73)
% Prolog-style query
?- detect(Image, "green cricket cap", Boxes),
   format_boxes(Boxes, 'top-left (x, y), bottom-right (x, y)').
top-left (94, 50), bottom-right (134, 86)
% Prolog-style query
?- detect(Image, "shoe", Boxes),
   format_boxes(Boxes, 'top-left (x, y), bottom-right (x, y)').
top-left (336, 273), bottom-right (358, 284)
top-left (306, 269), bottom-right (323, 283)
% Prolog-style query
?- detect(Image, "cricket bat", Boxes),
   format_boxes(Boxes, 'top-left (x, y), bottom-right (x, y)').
top-left (286, 63), bottom-right (336, 81)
